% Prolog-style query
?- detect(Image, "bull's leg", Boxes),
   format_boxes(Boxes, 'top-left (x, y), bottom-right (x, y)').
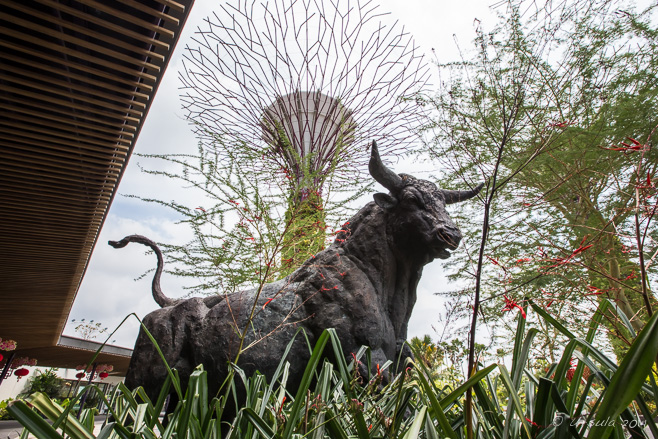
top-left (127, 323), bottom-right (194, 426)
top-left (126, 301), bottom-right (204, 406)
top-left (125, 324), bottom-right (175, 403)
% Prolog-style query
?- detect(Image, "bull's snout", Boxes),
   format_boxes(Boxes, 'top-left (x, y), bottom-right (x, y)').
top-left (436, 226), bottom-right (462, 250)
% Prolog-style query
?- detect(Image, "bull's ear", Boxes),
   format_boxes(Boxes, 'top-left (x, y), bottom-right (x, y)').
top-left (374, 193), bottom-right (398, 210)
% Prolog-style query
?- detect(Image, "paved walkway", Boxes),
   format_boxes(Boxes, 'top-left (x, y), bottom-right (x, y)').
top-left (0, 415), bottom-right (107, 439)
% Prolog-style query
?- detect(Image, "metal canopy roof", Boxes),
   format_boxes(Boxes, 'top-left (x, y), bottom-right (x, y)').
top-left (0, 0), bottom-right (195, 374)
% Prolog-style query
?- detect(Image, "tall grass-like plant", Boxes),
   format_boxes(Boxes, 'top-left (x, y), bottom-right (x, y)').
top-left (7, 327), bottom-right (496, 439)
top-left (8, 309), bottom-right (658, 438)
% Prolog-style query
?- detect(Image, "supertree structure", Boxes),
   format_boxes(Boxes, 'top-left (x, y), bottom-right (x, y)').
top-left (180, 0), bottom-right (429, 271)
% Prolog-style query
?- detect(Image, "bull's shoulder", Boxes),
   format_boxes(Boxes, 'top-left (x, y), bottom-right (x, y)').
top-left (289, 248), bottom-right (378, 302)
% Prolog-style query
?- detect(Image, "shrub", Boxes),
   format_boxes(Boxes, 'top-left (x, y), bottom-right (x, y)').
top-left (20, 368), bottom-right (66, 400)
top-left (0, 398), bottom-right (14, 420)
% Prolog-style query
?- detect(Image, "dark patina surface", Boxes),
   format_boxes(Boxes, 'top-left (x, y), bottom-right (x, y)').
top-left (111, 141), bottom-right (482, 407)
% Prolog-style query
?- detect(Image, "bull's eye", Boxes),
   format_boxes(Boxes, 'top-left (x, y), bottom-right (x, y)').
top-left (403, 193), bottom-right (424, 208)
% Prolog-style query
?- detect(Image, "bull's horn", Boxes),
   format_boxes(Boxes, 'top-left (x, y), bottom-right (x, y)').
top-left (443, 183), bottom-right (485, 205)
top-left (368, 140), bottom-right (404, 193)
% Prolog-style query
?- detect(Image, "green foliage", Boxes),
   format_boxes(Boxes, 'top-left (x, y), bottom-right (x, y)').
top-left (0, 398), bottom-right (14, 420)
top-left (20, 368), bottom-right (67, 400)
top-left (408, 336), bottom-right (493, 387)
top-left (281, 181), bottom-right (328, 276)
top-left (9, 305), bottom-right (658, 438)
top-left (134, 135), bottom-right (370, 296)
top-left (426, 0), bottom-right (658, 360)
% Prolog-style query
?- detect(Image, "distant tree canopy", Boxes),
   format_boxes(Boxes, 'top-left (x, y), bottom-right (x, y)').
top-left (426, 0), bottom-right (658, 359)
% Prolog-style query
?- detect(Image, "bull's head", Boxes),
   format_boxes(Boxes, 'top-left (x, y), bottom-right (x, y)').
top-left (369, 141), bottom-right (483, 260)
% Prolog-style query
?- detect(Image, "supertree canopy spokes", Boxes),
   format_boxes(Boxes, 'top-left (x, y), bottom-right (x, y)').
top-left (180, 0), bottom-right (429, 274)
top-left (180, 0), bottom-right (430, 191)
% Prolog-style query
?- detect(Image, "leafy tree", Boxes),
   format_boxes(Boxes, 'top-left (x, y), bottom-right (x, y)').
top-left (426, 0), bottom-right (658, 360)
top-left (408, 335), bottom-right (439, 369)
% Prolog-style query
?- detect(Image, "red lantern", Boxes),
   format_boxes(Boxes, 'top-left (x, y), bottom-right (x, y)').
top-left (99, 372), bottom-right (109, 379)
top-left (0, 353), bottom-right (3, 362)
top-left (14, 368), bottom-right (29, 377)
top-left (76, 372), bottom-right (86, 379)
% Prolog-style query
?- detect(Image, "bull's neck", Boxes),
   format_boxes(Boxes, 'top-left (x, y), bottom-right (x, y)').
top-left (341, 204), bottom-right (426, 340)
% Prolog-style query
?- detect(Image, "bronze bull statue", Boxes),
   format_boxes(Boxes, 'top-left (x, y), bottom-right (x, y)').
top-left (111, 141), bottom-right (482, 410)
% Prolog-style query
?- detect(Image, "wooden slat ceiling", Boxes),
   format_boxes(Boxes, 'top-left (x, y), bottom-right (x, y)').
top-left (0, 0), bottom-right (194, 373)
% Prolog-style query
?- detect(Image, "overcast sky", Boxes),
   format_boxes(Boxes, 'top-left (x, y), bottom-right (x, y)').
top-left (63, 0), bottom-right (498, 348)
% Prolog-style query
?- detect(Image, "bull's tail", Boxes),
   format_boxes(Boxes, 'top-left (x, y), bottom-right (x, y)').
top-left (108, 235), bottom-right (178, 308)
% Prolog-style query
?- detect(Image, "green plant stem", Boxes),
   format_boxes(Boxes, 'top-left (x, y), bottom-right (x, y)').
top-left (465, 196), bottom-right (490, 439)
top-left (634, 159), bottom-right (653, 318)
top-left (214, 213), bottom-right (297, 420)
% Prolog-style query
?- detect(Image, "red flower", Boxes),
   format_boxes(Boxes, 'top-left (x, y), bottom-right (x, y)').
top-left (565, 358), bottom-right (578, 382)
top-left (601, 137), bottom-right (646, 153)
top-left (549, 120), bottom-right (571, 128)
top-left (502, 295), bottom-right (526, 319)
top-left (571, 244), bottom-right (593, 256)
top-left (14, 368), bottom-right (29, 377)
top-left (541, 238), bottom-right (594, 270)
top-left (566, 368), bottom-right (575, 382)
top-left (486, 255), bottom-right (500, 266)
top-left (76, 372), bottom-right (86, 379)
top-left (99, 372), bottom-right (109, 379)
top-left (585, 285), bottom-right (609, 296)
top-left (262, 298), bottom-right (274, 309)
